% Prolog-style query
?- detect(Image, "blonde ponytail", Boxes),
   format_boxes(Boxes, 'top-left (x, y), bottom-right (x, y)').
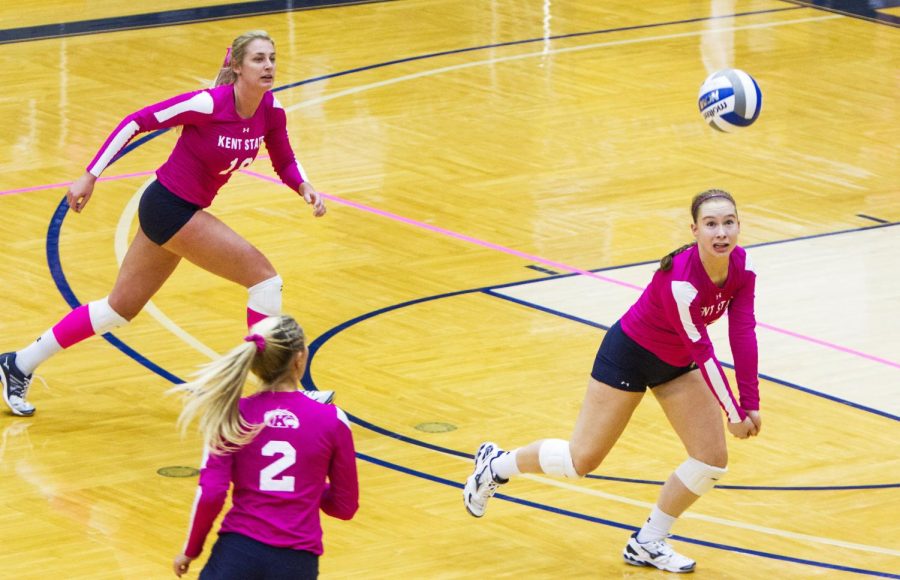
top-left (170, 315), bottom-right (306, 454)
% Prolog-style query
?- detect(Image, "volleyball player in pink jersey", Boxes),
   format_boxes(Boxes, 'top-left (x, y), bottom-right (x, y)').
top-left (171, 315), bottom-right (358, 579)
top-left (463, 190), bottom-right (761, 573)
top-left (1, 31), bottom-right (332, 417)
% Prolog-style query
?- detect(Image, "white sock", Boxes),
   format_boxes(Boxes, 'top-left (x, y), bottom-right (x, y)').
top-left (16, 330), bottom-right (62, 375)
top-left (489, 449), bottom-right (520, 481)
top-left (636, 505), bottom-right (677, 543)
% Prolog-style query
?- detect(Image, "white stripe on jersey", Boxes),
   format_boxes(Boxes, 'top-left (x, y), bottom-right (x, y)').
top-left (182, 486), bottom-right (204, 553)
top-left (295, 160), bottom-right (308, 182)
top-left (703, 358), bottom-right (742, 423)
top-left (88, 120), bottom-right (140, 176)
top-left (199, 446), bottom-right (211, 468)
top-left (335, 407), bottom-right (352, 430)
top-left (154, 91), bottom-right (214, 123)
top-left (744, 250), bottom-right (756, 274)
top-left (671, 281), bottom-right (701, 342)
top-left (272, 96), bottom-right (309, 182)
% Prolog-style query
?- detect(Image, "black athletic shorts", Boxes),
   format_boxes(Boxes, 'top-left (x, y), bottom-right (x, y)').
top-left (200, 533), bottom-right (319, 580)
top-left (138, 179), bottom-right (200, 245)
top-left (591, 320), bottom-right (697, 392)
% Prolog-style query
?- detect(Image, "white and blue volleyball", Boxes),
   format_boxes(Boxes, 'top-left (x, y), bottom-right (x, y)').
top-left (698, 68), bottom-right (762, 132)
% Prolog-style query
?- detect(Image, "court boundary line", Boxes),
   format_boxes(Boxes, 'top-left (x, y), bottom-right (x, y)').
top-left (357, 452), bottom-right (900, 577)
top-left (0, 0), bottom-right (396, 45)
top-left (484, 288), bottom-right (900, 422)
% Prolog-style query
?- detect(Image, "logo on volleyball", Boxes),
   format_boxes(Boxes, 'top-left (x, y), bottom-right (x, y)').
top-left (698, 68), bottom-right (762, 132)
top-left (264, 409), bottom-right (300, 429)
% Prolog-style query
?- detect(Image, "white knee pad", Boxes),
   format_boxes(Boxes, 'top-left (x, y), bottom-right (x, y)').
top-left (247, 275), bottom-right (283, 316)
top-left (89, 297), bottom-right (129, 334)
top-left (674, 457), bottom-right (727, 496)
top-left (538, 439), bottom-right (580, 479)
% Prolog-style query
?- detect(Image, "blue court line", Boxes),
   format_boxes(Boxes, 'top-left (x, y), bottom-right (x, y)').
top-left (0, 0), bottom-right (395, 44)
top-left (482, 288), bottom-right (900, 423)
top-left (41, 15), bottom-right (899, 576)
top-left (857, 214), bottom-right (890, 224)
top-left (358, 452), bottom-right (900, 579)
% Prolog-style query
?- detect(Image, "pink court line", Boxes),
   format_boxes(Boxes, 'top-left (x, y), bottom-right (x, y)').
top-left (240, 168), bottom-right (900, 370)
top-left (0, 170), bottom-right (156, 196)
top-left (5, 168), bottom-right (897, 371)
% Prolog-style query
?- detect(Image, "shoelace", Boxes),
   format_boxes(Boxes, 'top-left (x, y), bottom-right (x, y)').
top-left (9, 373), bottom-right (47, 399)
top-left (8, 374), bottom-right (31, 398)
top-left (478, 471), bottom-right (500, 499)
top-left (641, 539), bottom-right (675, 561)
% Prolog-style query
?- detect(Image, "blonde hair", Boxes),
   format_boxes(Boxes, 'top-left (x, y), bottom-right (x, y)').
top-left (170, 315), bottom-right (306, 453)
top-left (658, 189), bottom-right (738, 271)
top-left (214, 30), bottom-right (275, 87)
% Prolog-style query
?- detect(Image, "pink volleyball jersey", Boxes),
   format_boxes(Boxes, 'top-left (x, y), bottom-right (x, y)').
top-left (182, 392), bottom-right (359, 558)
top-left (619, 245), bottom-right (759, 422)
top-left (87, 84), bottom-right (307, 208)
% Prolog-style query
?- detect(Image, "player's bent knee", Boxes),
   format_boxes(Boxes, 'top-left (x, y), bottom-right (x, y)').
top-left (247, 275), bottom-right (283, 316)
top-left (538, 439), bottom-right (581, 478)
top-left (674, 456), bottom-right (727, 496)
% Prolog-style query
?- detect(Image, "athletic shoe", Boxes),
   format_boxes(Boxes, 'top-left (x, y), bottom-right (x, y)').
top-left (463, 441), bottom-right (507, 517)
top-left (623, 532), bottom-right (696, 573)
top-left (302, 390), bottom-right (335, 405)
top-left (0, 353), bottom-right (36, 417)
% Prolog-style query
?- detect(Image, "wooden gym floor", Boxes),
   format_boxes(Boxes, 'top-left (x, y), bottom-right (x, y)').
top-left (0, 1), bottom-right (897, 578)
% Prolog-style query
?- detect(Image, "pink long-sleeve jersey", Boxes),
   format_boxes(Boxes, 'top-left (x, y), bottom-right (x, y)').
top-left (182, 392), bottom-right (359, 558)
top-left (619, 245), bottom-right (759, 422)
top-left (87, 84), bottom-right (307, 208)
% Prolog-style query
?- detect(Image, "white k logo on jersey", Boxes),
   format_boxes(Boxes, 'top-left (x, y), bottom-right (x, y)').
top-left (264, 409), bottom-right (300, 429)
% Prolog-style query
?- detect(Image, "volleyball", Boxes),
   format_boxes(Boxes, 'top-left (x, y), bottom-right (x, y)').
top-left (697, 68), bottom-right (762, 132)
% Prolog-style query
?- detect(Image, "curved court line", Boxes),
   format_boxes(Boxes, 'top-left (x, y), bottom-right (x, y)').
top-left (113, 179), bottom-right (221, 361)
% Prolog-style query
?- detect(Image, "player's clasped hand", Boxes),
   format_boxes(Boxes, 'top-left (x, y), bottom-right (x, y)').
top-left (300, 182), bottom-right (327, 217)
top-left (172, 553), bottom-right (194, 577)
top-left (728, 415), bottom-right (760, 439)
top-left (66, 171), bottom-right (97, 213)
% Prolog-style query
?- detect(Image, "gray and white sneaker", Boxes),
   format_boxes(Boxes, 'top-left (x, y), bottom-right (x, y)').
top-left (623, 532), bottom-right (696, 573)
top-left (463, 441), bottom-right (507, 517)
top-left (302, 390), bottom-right (335, 404)
top-left (0, 353), bottom-right (36, 417)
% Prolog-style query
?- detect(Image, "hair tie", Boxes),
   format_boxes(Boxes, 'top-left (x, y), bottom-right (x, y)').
top-left (244, 333), bottom-right (266, 353)
top-left (222, 47), bottom-right (232, 67)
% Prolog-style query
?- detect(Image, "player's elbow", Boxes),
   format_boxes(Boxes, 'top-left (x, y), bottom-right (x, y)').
top-left (332, 497), bottom-right (359, 520)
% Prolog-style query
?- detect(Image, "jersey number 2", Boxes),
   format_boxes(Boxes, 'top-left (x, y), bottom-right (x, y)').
top-left (260, 440), bottom-right (296, 492)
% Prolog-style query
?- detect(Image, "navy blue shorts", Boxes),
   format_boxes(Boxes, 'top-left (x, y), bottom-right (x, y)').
top-left (138, 180), bottom-right (200, 245)
top-left (199, 533), bottom-right (319, 580)
top-left (591, 321), bottom-right (696, 392)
